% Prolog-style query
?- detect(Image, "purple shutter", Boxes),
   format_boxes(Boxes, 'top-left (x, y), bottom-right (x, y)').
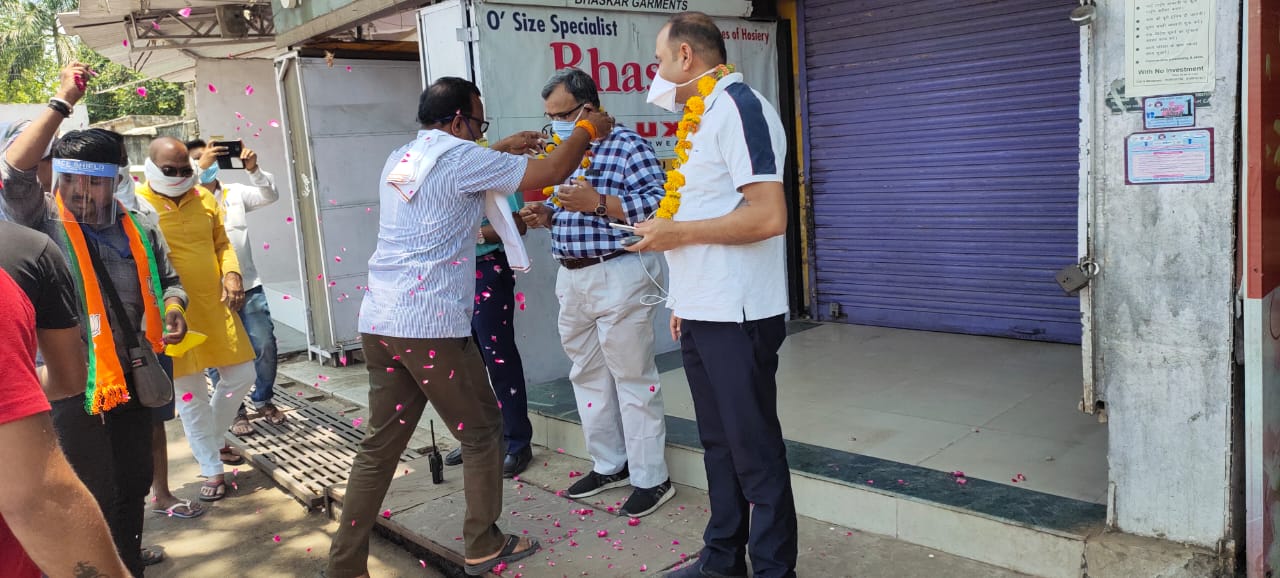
top-left (803, 0), bottom-right (1082, 344)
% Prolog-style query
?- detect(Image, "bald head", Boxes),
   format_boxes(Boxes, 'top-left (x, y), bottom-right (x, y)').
top-left (149, 137), bottom-right (188, 166)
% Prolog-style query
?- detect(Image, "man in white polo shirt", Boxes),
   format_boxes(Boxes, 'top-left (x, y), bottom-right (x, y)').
top-left (627, 11), bottom-right (796, 578)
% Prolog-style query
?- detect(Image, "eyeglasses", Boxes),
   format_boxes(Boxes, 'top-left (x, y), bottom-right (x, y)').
top-left (444, 113), bottom-right (489, 134)
top-left (546, 102), bottom-right (586, 121)
top-left (160, 165), bottom-right (194, 178)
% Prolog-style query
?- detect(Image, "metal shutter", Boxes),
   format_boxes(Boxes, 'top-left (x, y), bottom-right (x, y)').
top-left (803, 0), bottom-right (1082, 343)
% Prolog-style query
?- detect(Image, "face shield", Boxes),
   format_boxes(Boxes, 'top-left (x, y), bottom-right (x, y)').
top-left (50, 158), bottom-right (120, 226)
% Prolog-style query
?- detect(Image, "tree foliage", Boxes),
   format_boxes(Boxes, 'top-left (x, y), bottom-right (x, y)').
top-left (0, 0), bottom-right (186, 123)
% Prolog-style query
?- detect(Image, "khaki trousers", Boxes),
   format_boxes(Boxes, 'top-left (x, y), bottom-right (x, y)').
top-left (327, 334), bottom-right (505, 577)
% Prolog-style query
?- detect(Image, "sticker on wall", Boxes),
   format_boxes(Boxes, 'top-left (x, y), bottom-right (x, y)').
top-left (1143, 94), bottom-right (1196, 129)
top-left (1125, 128), bottom-right (1214, 185)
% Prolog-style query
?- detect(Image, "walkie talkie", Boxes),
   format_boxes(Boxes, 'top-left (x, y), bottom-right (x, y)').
top-left (428, 420), bottom-right (444, 484)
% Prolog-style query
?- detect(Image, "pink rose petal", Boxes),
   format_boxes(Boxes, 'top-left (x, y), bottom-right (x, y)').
top-left (456, 422), bottom-right (464, 431)
top-left (286, 216), bottom-right (294, 223)
top-left (628, 518), bottom-right (640, 527)
top-left (136, 87), bottom-right (148, 97)
top-left (597, 530), bottom-right (609, 538)
top-left (235, 112), bottom-right (244, 119)
top-left (181, 392), bottom-right (194, 403)
top-left (381, 509), bottom-right (392, 519)
top-left (207, 83), bottom-right (217, 93)
top-left (269, 120), bottom-right (280, 128)
top-left (272, 535), bottom-right (281, 543)
top-left (123, 39), bottom-right (129, 47)
top-left (262, 242), bottom-right (270, 250)
top-left (352, 418), bottom-right (363, 428)
top-left (334, 256), bottom-right (342, 262)
top-left (178, 7), bottom-right (192, 17)
top-left (395, 403), bottom-right (403, 411)
top-left (244, 84), bottom-right (255, 96)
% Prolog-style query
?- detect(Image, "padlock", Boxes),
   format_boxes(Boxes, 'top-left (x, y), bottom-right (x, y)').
top-left (1055, 260), bottom-right (1099, 295)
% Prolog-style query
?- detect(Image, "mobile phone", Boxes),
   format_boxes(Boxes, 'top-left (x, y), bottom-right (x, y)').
top-left (608, 222), bottom-right (637, 233)
top-left (210, 140), bottom-right (245, 170)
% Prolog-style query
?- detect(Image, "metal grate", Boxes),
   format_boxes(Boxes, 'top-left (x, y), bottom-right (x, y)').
top-left (224, 386), bottom-right (424, 508)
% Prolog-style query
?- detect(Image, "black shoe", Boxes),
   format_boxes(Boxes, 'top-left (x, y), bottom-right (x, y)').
top-left (444, 447), bottom-right (463, 467)
top-left (664, 556), bottom-right (746, 578)
top-left (503, 447), bottom-right (533, 478)
top-left (619, 479), bottom-right (676, 518)
top-left (566, 465), bottom-right (630, 499)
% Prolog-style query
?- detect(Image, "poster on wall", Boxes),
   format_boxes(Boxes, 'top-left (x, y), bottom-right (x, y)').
top-left (1143, 94), bottom-right (1196, 129)
top-left (1124, 0), bottom-right (1216, 98)
top-left (473, 2), bottom-right (778, 161)
top-left (1124, 128), bottom-right (1214, 184)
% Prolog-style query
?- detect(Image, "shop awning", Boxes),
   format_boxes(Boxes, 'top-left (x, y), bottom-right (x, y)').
top-left (59, 1), bottom-right (280, 82)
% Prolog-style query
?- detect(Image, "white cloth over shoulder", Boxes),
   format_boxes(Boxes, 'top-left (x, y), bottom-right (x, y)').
top-left (387, 130), bottom-right (530, 271)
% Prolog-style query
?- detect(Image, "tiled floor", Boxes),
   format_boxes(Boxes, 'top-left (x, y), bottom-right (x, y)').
top-left (658, 323), bottom-right (1108, 504)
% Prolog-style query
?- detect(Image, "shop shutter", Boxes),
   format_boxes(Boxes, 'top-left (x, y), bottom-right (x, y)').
top-left (803, 0), bottom-right (1082, 343)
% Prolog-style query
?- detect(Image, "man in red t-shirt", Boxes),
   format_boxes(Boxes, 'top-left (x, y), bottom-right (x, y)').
top-left (0, 268), bottom-right (128, 577)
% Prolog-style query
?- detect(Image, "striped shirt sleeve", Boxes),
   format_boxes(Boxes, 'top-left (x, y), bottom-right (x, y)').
top-left (450, 145), bottom-right (529, 196)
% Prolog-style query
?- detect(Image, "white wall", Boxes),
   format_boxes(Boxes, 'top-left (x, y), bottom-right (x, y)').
top-left (193, 58), bottom-right (305, 332)
top-left (1090, 1), bottom-right (1238, 548)
top-left (0, 104), bottom-right (90, 134)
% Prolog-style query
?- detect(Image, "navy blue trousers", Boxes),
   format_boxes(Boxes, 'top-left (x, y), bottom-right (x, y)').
top-left (681, 315), bottom-right (797, 578)
top-left (473, 251), bottom-right (533, 454)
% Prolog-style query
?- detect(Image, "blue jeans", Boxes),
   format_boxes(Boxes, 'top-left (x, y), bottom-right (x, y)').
top-left (474, 252), bottom-right (532, 454)
top-left (210, 285), bottom-right (278, 410)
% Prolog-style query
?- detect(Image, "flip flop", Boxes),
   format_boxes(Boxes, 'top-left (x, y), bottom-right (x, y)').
top-left (199, 479), bottom-right (227, 502)
top-left (141, 547), bottom-right (165, 566)
top-left (220, 447), bottom-right (245, 465)
top-left (464, 535), bottom-right (541, 576)
top-left (230, 415), bottom-right (255, 437)
top-left (152, 499), bottom-right (206, 519)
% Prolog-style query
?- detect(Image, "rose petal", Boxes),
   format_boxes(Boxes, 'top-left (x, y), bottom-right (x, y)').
top-left (136, 87), bottom-right (148, 97)
top-left (207, 83), bottom-right (217, 93)
top-left (262, 242), bottom-right (270, 250)
top-left (286, 216), bottom-right (294, 224)
top-left (181, 392), bottom-right (194, 403)
top-left (272, 535), bottom-right (281, 543)
top-left (178, 7), bottom-right (192, 17)
top-left (381, 509), bottom-right (392, 519)
top-left (352, 418), bottom-right (363, 428)
top-left (123, 39), bottom-right (129, 47)
top-left (244, 84), bottom-right (254, 96)
top-left (269, 120), bottom-right (280, 128)
top-left (395, 403), bottom-right (403, 411)
top-left (334, 256), bottom-right (342, 262)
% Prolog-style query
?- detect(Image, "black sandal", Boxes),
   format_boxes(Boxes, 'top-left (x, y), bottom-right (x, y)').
top-left (463, 534), bottom-right (540, 576)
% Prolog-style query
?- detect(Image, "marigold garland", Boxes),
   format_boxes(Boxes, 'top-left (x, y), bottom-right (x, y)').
top-left (538, 132), bottom-right (595, 208)
top-left (656, 64), bottom-right (735, 219)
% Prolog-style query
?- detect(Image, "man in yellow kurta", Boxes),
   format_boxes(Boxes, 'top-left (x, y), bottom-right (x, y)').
top-left (137, 137), bottom-right (256, 502)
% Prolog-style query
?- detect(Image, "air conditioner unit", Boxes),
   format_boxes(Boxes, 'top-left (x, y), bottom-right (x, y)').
top-left (217, 5), bottom-right (250, 37)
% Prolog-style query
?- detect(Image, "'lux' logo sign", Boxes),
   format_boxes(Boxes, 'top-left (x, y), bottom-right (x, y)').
top-left (633, 122), bottom-right (680, 138)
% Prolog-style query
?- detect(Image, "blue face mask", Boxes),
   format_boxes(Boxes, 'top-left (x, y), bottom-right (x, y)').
top-left (198, 162), bottom-right (219, 185)
top-left (550, 106), bottom-right (586, 142)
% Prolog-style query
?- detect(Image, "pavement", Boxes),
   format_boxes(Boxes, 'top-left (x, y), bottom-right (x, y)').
top-left (328, 442), bottom-right (1033, 578)
top-left (141, 416), bottom-right (441, 577)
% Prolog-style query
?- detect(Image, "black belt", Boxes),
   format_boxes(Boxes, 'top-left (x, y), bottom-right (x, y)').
top-left (558, 250), bottom-right (628, 270)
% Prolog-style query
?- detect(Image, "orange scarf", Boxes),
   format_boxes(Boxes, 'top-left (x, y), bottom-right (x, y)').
top-left (56, 197), bottom-right (166, 414)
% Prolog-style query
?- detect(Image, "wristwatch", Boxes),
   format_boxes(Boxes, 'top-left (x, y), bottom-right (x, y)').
top-left (594, 193), bottom-right (608, 217)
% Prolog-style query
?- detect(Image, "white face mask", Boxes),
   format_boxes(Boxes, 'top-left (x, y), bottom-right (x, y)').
top-left (646, 66), bottom-right (714, 113)
top-left (144, 158), bottom-right (196, 198)
top-left (114, 166), bottom-right (138, 210)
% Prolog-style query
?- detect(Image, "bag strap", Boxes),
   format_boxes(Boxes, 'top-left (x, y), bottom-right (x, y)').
top-left (83, 229), bottom-right (142, 351)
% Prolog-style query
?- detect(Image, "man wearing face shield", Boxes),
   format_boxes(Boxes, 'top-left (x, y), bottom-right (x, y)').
top-left (329, 76), bottom-right (614, 578)
top-left (135, 137), bottom-right (258, 504)
top-left (518, 67), bottom-right (673, 516)
top-left (626, 12), bottom-right (795, 578)
top-left (0, 127), bottom-right (191, 576)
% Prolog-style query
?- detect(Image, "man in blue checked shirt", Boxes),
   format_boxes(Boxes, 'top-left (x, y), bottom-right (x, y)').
top-left (519, 68), bottom-right (673, 518)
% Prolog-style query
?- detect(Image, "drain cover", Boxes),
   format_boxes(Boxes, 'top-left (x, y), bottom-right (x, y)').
top-left (225, 390), bottom-right (423, 508)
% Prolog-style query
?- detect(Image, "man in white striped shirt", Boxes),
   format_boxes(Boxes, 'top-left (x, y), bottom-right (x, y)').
top-left (328, 77), bottom-right (614, 578)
